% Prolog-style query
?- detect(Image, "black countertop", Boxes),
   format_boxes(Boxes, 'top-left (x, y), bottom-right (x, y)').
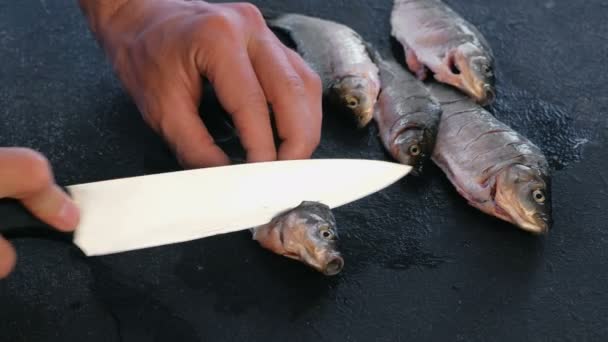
top-left (1, 0), bottom-right (607, 341)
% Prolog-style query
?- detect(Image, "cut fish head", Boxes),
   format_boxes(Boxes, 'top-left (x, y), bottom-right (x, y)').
top-left (494, 164), bottom-right (552, 234)
top-left (452, 42), bottom-right (496, 106)
top-left (252, 201), bottom-right (344, 276)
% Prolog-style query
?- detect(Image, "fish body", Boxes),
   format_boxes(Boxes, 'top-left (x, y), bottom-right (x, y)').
top-left (391, 0), bottom-right (496, 105)
top-left (251, 201), bottom-right (343, 276)
top-left (266, 13), bottom-right (380, 127)
top-left (367, 46), bottom-right (442, 175)
top-left (429, 83), bottom-right (552, 234)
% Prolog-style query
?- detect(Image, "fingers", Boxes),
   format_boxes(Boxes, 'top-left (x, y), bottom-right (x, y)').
top-left (246, 34), bottom-right (321, 160)
top-left (0, 236), bottom-right (16, 279)
top-left (149, 91), bottom-right (232, 168)
top-left (198, 39), bottom-right (276, 163)
top-left (202, 32), bottom-right (323, 161)
top-left (111, 0), bottom-right (324, 165)
top-left (0, 148), bottom-right (79, 231)
top-left (278, 46), bottom-right (323, 159)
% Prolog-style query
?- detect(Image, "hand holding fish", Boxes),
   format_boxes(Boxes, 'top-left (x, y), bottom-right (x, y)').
top-left (78, 0), bottom-right (323, 168)
top-left (0, 148), bottom-right (80, 279)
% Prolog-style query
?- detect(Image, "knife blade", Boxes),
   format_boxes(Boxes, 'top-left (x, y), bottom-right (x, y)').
top-left (0, 159), bottom-right (411, 256)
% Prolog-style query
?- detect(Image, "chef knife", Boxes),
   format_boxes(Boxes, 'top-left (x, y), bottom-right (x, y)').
top-left (0, 158), bottom-right (411, 256)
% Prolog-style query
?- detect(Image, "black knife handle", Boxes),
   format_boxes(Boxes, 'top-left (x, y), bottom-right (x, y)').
top-left (0, 185), bottom-right (73, 240)
top-left (0, 198), bottom-right (54, 236)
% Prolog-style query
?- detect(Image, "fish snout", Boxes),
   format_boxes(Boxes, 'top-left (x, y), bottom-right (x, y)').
top-left (481, 84), bottom-right (495, 105)
top-left (323, 255), bottom-right (344, 276)
top-left (471, 83), bottom-right (495, 106)
top-left (519, 213), bottom-right (551, 235)
top-left (534, 213), bottom-right (552, 234)
top-left (356, 109), bottom-right (374, 128)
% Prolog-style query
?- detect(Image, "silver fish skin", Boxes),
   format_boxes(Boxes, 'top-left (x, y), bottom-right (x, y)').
top-left (391, 0), bottom-right (496, 105)
top-left (367, 46), bottom-right (442, 175)
top-left (429, 82), bottom-right (552, 234)
top-left (251, 201), bottom-right (344, 276)
top-left (265, 12), bottom-right (380, 127)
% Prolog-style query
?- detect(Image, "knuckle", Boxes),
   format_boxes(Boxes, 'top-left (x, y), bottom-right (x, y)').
top-left (302, 70), bottom-right (323, 92)
top-left (283, 74), bottom-right (307, 94)
top-left (231, 92), bottom-right (267, 117)
top-left (197, 11), bottom-right (239, 37)
top-left (232, 3), bottom-right (264, 25)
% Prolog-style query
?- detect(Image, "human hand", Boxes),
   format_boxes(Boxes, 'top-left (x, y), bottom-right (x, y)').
top-left (78, 0), bottom-right (323, 168)
top-left (0, 148), bottom-right (80, 279)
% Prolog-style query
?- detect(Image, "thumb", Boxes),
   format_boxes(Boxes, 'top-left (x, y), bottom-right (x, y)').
top-left (0, 236), bottom-right (16, 279)
top-left (0, 148), bottom-right (80, 232)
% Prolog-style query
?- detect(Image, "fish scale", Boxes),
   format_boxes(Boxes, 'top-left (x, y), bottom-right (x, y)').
top-left (429, 82), bottom-right (551, 233)
top-left (365, 45), bottom-right (442, 174)
top-left (433, 86), bottom-right (547, 176)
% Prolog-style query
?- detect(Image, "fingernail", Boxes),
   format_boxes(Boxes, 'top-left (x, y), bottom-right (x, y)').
top-left (58, 200), bottom-right (80, 229)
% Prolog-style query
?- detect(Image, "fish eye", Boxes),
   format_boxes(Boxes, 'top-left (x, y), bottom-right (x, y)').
top-left (409, 144), bottom-right (421, 156)
top-left (482, 65), bottom-right (492, 75)
top-left (319, 226), bottom-right (335, 240)
top-left (532, 189), bottom-right (546, 203)
top-left (345, 95), bottom-right (360, 108)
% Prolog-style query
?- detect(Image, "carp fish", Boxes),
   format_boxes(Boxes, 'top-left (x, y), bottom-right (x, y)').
top-left (429, 82), bottom-right (552, 234)
top-left (265, 12), bottom-right (380, 127)
top-left (367, 44), bottom-right (442, 175)
top-left (391, 0), bottom-right (496, 105)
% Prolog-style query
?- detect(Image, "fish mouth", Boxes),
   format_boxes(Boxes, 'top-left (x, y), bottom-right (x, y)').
top-left (478, 84), bottom-right (495, 106)
top-left (299, 247), bottom-right (344, 276)
top-left (458, 65), bottom-right (495, 105)
top-left (514, 218), bottom-right (549, 235)
top-left (495, 202), bottom-right (551, 235)
top-left (323, 255), bottom-right (345, 276)
top-left (516, 213), bottom-right (551, 235)
top-left (356, 107), bottom-right (374, 128)
top-left (462, 80), bottom-right (495, 106)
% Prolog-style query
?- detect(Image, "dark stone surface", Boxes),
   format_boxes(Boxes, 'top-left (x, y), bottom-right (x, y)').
top-left (1, 0), bottom-right (607, 341)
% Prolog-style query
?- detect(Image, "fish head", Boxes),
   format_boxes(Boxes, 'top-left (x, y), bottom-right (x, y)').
top-left (254, 201), bottom-right (344, 275)
top-left (453, 43), bottom-right (495, 105)
top-left (330, 76), bottom-right (378, 127)
top-left (393, 126), bottom-right (434, 175)
top-left (494, 164), bottom-right (552, 234)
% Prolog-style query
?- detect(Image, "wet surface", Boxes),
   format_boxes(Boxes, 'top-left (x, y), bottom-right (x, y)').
top-left (487, 82), bottom-right (590, 171)
top-left (1, 0), bottom-right (607, 341)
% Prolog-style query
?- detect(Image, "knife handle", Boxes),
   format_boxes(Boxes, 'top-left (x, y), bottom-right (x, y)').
top-left (0, 198), bottom-right (55, 237)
